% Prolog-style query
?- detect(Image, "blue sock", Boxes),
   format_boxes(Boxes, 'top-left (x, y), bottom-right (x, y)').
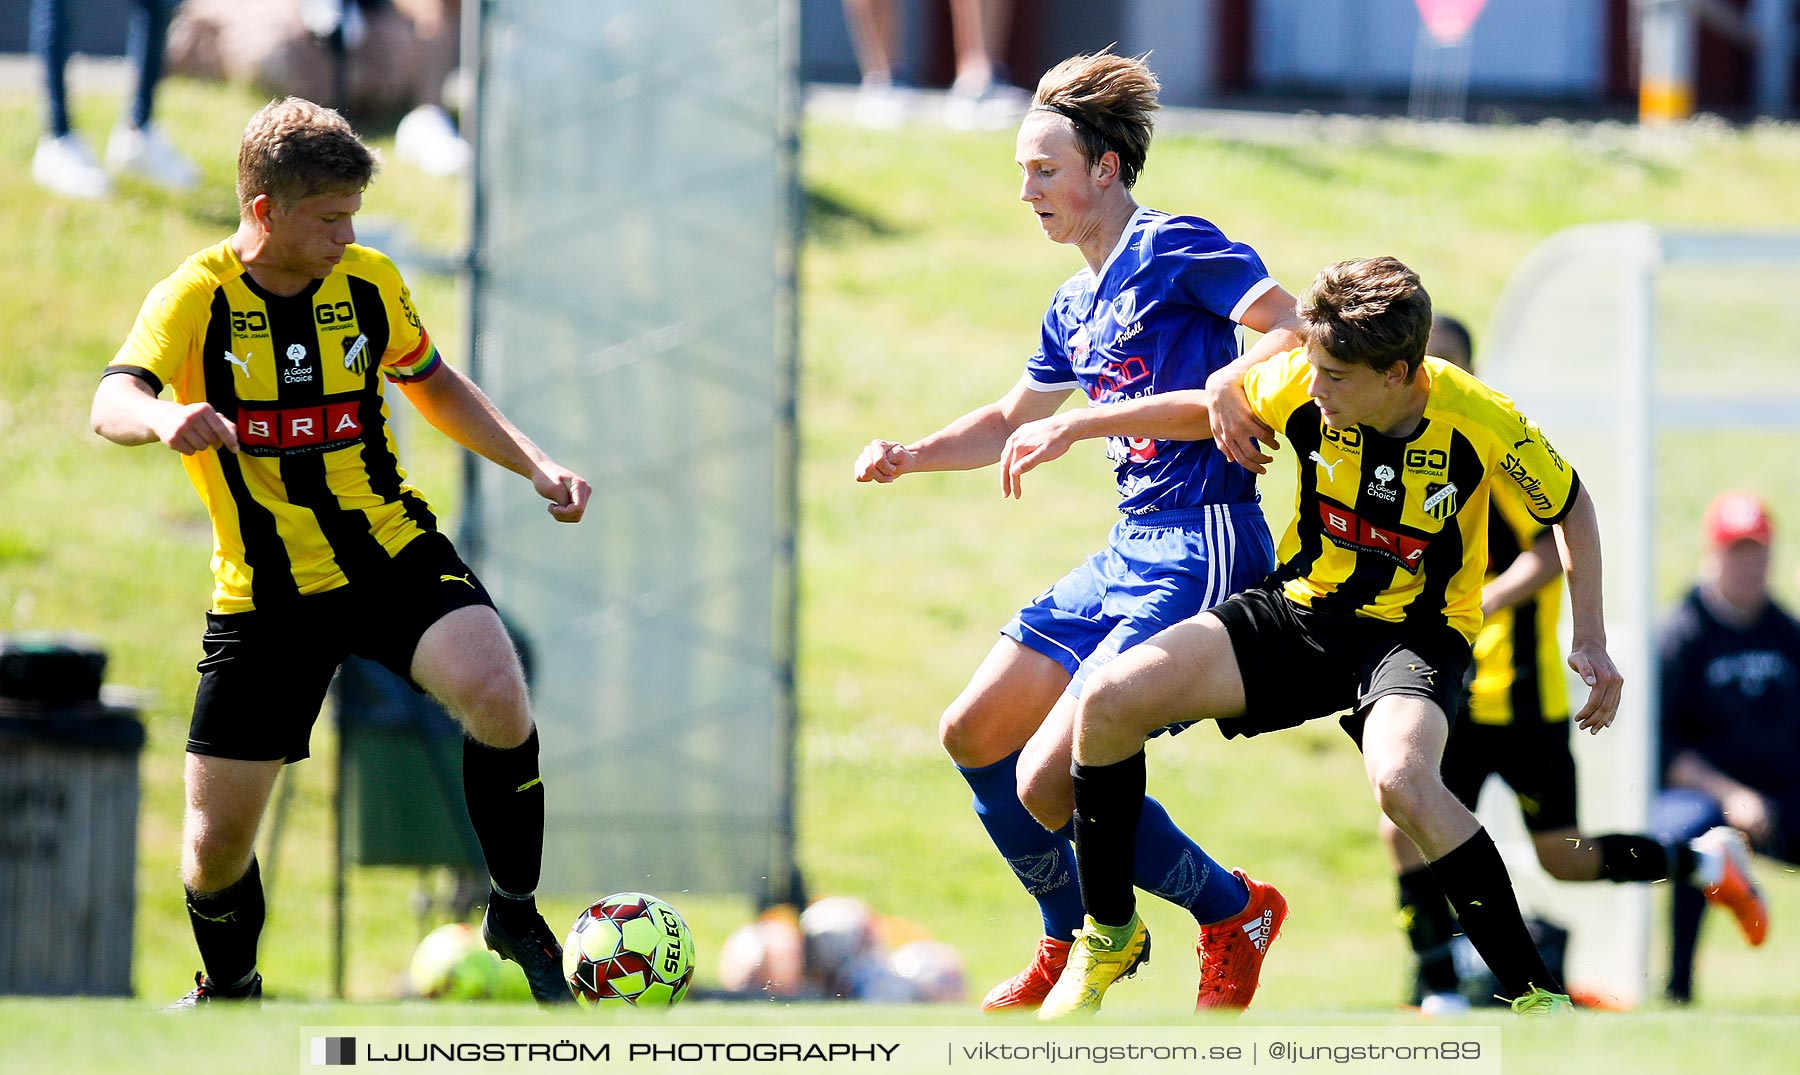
top-left (1132, 795), bottom-right (1248, 925)
top-left (958, 751), bottom-right (1085, 942)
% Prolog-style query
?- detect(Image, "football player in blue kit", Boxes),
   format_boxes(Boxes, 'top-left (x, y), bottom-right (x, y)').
top-left (854, 49), bottom-right (1301, 1012)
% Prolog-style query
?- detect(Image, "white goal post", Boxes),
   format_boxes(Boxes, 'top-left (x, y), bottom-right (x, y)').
top-left (1479, 223), bottom-right (1800, 1007)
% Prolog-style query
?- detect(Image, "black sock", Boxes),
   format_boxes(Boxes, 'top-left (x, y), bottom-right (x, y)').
top-left (1396, 866), bottom-right (1460, 995)
top-left (463, 729), bottom-right (545, 898)
top-left (1427, 828), bottom-right (1561, 997)
top-left (1070, 751), bottom-right (1146, 928)
top-left (185, 856), bottom-right (264, 989)
top-left (1596, 833), bottom-right (1675, 883)
top-left (487, 886), bottom-right (542, 930)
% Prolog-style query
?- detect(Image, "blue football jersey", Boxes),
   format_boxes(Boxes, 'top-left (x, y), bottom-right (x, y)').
top-left (1026, 208), bottom-right (1274, 515)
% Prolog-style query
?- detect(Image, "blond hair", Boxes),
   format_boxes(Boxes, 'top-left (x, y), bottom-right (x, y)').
top-left (1031, 50), bottom-right (1159, 188)
top-left (237, 97), bottom-right (377, 219)
top-left (1298, 257), bottom-right (1434, 378)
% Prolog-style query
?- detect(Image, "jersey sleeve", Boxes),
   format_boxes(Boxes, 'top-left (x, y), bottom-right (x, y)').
top-left (1239, 346), bottom-right (1312, 431)
top-left (1471, 388), bottom-right (1580, 525)
top-left (106, 275), bottom-right (206, 394)
top-left (1024, 283), bottom-right (1080, 391)
top-left (368, 253), bottom-right (441, 383)
top-left (1156, 218), bottom-right (1275, 323)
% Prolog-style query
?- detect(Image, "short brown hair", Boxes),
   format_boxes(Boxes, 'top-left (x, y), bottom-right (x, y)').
top-left (1298, 257), bottom-right (1433, 379)
top-left (1031, 50), bottom-right (1159, 188)
top-left (237, 97), bottom-right (377, 219)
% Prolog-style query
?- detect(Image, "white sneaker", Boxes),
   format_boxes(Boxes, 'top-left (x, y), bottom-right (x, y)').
top-left (852, 80), bottom-right (912, 130)
top-left (1420, 991), bottom-right (1471, 1016)
top-left (394, 105), bottom-right (471, 177)
top-left (106, 124), bottom-right (199, 192)
top-left (944, 79), bottom-right (1031, 131)
top-left (33, 133), bottom-right (111, 199)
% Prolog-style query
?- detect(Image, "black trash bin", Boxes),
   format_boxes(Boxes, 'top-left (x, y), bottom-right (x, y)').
top-left (333, 656), bottom-right (484, 869)
top-left (0, 635), bottom-right (145, 996)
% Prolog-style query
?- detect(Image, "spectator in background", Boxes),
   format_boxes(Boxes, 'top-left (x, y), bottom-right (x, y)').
top-left (841, 0), bottom-right (1028, 128)
top-left (31, 0), bottom-right (199, 198)
top-left (1656, 491), bottom-right (1799, 1004)
top-left (166, 0), bottom-right (472, 175)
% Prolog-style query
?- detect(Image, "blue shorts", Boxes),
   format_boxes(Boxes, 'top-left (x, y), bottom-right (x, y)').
top-left (1002, 502), bottom-right (1275, 698)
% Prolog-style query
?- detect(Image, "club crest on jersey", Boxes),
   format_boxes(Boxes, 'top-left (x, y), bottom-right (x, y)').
top-left (1366, 463), bottom-right (1399, 503)
top-left (1112, 288), bottom-right (1137, 325)
top-left (1423, 481), bottom-right (1459, 520)
top-left (342, 333), bottom-right (370, 375)
top-left (1110, 289), bottom-right (1146, 343)
top-left (282, 342), bottom-right (314, 386)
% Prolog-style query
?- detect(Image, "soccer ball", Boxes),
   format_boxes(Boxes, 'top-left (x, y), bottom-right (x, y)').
top-left (409, 923), bottom-right (504, 1000)
top-left (563, 892), bottom-right (696, 1006)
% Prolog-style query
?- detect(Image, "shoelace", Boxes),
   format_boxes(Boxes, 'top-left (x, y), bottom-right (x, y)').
top-left (1198, 934), bottom-right (1245, 991)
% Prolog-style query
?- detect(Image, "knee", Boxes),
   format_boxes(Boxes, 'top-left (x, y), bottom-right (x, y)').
top-left (436, 663), bottom-right (529, 748)
top-left (183, 824), bottom-right (256, 892)
top-left (1371, 764), bottom-right (1438, 833)
top-left (1017, 764), bottom-right (1073, 832)
top-left (939, 701), bottom-right (999, 769)
top-left (1077, 667), bottom-right (1140, 740)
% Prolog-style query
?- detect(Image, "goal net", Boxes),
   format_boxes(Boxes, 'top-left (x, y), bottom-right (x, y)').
top-left (465, 0), bottom-right (801, 901)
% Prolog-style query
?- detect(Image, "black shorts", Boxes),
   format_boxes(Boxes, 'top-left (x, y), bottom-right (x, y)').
top-left (1441, 715), bottom-right (1579, 831)
top-left (1209, 582), bottom-right (1471, 746)
top-left (187, 532), bottom-right (494, 763)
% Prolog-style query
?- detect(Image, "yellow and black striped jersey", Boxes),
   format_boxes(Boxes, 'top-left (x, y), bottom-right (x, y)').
top-left (104, 239), bottom-right (444, 614)
top-left (1467, 482), bottom-right (1570, 725)
top-left (1242, 348), bottom-right (1580, 643)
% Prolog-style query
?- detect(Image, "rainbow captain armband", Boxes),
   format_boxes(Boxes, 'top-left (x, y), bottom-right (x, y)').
top-left (383, 331), bottom-right (442, 383)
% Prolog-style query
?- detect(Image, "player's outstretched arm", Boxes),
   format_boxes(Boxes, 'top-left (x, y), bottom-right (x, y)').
top-left (91, 372), bottom-right (239, 455)
top-left (1000, 388), bottom-right (1216, 499)
top-left (854, 376), bottom-right (1071, 485)
top-left (1554, 485), bottom-right (1623, 732)
top-left (398, 364), bottom-right (589, 523)
top-left (1204, 285), bottom-right (1303, 474)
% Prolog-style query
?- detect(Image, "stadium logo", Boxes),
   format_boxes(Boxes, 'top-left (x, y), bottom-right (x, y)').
top-left (1501, 454), bottom-right (1555, 513)
top-left (311, 1037), bottom-right (356, 1065)
top-left (1366, 463), bottom-right (1399, 502)
top-left (342, 333), bottom-right (370, 375)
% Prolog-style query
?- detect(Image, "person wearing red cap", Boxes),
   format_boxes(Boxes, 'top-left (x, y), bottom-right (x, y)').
top-left (1655, 491), bottom-right (1800, 1004)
